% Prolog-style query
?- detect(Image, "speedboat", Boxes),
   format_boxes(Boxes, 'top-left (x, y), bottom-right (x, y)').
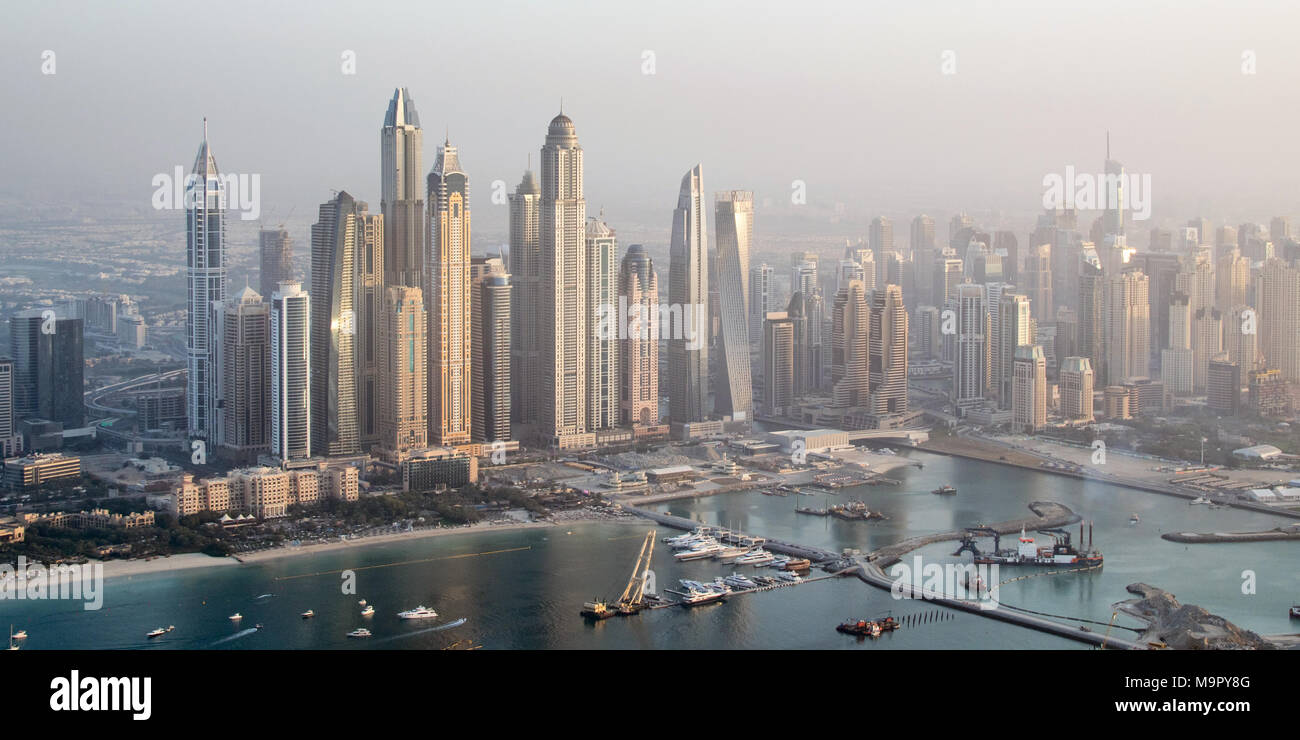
top-left (397, 605), bottom-right (438, 620)
top-left (301, 610), bottom-right (315, 619)
top-left (146, 627), bottom-right (167, 638)
top-left (254, 624), bottom-right (264, 631)
top-left (361, 605), bottom-right (375, 617)
top-left (358, 599), bottom-right (367, 606)
top-left (346, 628), bottom-right (372, 638)
top-left (1128, 514), bottom-right (1140, 525)
top-left (11, 630), bottom-right (27, 640)
top-left (1190, 497), bottom-right (1210, 505)
top-left (229, 613), bottom-right (242, 621)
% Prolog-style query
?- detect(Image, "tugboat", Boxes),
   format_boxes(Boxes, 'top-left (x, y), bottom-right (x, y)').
top-left (837, 619), bottom-right (882, 637)
top-left (580, 599), bottom-right (615, 620)
top-left (931, 485), bottom-right (957, 495)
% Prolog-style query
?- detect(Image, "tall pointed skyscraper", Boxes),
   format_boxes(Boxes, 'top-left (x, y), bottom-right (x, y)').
top-left (713, 191), bottom-right (753, 422)
top-left (539, 112), bottom-right (589, 447)
top-left (186, 120), bottom-right (227, 443)
top-left (427, 140), bottom-right (472, 446)
top-left (509, 166), bottom-right (541, 427)
top-left (668, 165), bottom-right (709, 424)
top-left (381, 88), bottom-right (425, 291)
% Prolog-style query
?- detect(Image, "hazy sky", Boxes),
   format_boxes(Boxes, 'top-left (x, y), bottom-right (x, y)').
top-left (4, 0), bottom-right (1299, 240)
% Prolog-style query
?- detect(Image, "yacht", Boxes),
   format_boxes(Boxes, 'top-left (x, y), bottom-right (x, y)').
top-left (300, 610), bottom-right (315, 619)
top-left (229, 613), bottom-right (243, 621)
top-left (679, 588), bottom-right (727, 606)
top-left (397, 605), bottom-right (438, 620)
top-left (675, 543), bottom-right (724, 561)
top-left (768, 556), bottom-right (792, 569)
top-left (361, 605), bottom-right (375, 617)
top-left (715, 545), bottom-right (752, 562)
top-left (735, 549), bottom-right (775, 566)
top-left (346, 628), bottom-right (372, 638)
top-left (723, 573), bottom-right (758, 590)
top-left (776, 571), bottom-right (803, 584)
top-left (145, 626), bottom-right (174, 639)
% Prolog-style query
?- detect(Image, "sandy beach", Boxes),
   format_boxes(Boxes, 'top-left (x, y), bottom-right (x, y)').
top-left (94, 515), bottom-right (627, 580)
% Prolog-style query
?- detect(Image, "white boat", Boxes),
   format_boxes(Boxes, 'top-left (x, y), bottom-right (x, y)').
top-left (723, 573), bottom-right (757, 589)
top-left (229, 613), bottom-right (243, 621)
top-left (11, 629), bottom-right (27, 640)
top-left (361, 605), bottom-right (375, 617)
top-left (715, 546), bottom-right (751, 562)
top-left (1190, 497), bottom-right (1210, 505)
top-left (145, 626), bottom-right (173, 638)
top-left (358, 599), bottom-right (367, 606)
top-left (735, 549), bottom-right (775, 566)
top-left (346, 628), bottom-right (372, 638)
top-left (768, 556), bottom-right (792, 568)
top-left (1128, 514), bottom-right (1140, 525)
top-left (675, 543), bottom-right (724, 561)
top-left (679, 588), bottom-right (726, 606)
top-left (397, 605), bottom-right (438, 620)
top-left (776, 571), bottom-right (803, 583)
top-left (301, 610), bottom-right (315, 619)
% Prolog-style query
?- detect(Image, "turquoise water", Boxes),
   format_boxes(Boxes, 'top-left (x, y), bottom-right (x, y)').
top-left (3, 449), bottom-right (1295, 649)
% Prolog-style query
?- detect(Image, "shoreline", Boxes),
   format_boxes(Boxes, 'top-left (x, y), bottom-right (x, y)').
top-left (96, 514), bottom-right (633, 580)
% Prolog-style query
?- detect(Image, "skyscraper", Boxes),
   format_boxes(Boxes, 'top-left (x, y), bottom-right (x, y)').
top-left (378, 285), bottom-right (427, 459)
top-left (215, 286), bottom-right (270, 465)
top-left (954, 282), bottom-right (989, 410)
top-left (271, 282), bottom-right (311, 464)
top-left (508, 166), bottom-right (541, 426)
top-left (259, 227), bottom-right (294, 300)
top-left (381, 88), bottom-right (425, 291)
top-left (911, 215), bottom-right (936, 305)
top-left (1216, 248), bottom-right (1250, 313)
top-left (10, 309), bottom-right (83, 429)
top-left (586, 214), bottom-right (619, 431)
top-left (830, 280), bottom-right (870, 409)
top-left (869, 216), bottom-right (894, 270)
top-left (1104, 270), bottom-right (1150, 384)
top-left (427, 140), bottom-right (472, 446)
top-left (1012, 345), bottom-right (1048, 433)
top-left (619, 245), bottom-right (659, 428)
top-left (539, 112), bottom-right (589, 446)
top-left (762, 312), bottom-right (795, 415)
top-left (668, 165), bottom-right (708, 424)
top-left (186, 122), bottom-right (226, 442)
top-left (0, 357), bottom-right (17, 456)
top-left (787, 291), bottom-right (823, 398)
top-left (1192, 307), bottom-right (1223, 391)
top-left (713, 191), bottom-right (753, 421)
top-left (310, 191), bottom-right (371, 457)
top-left (868, 284), bottom-right (908, 416)
top-left (1257, 258), bottom-right (1300, 383)
top-left (356, 209), bottom-right (384, 448)
top-left (749, 262), bottom-right (774, 360)
top-left (1059, 356), bottom-right (1095, 422)
top-left (471, 257), bottom-right (511, 445)
top-left (1023, 243), bottom-right (1053, 320)
top-left (994, 293), bottom-right (1032, 408)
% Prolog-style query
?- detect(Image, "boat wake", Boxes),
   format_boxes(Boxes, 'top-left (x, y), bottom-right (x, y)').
top-left (368, 618), bottom-right (467, 646)
top-left (209, 627), bottom-right (259, 646)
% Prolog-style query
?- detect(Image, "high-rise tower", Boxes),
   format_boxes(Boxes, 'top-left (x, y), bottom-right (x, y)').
top-left (668, 165), bottom-right (708, 424)
top-left (186, 121), bottom-right (227, 442)
top-left (427, 140), bottom-right (473, 446)
top-left (381, 88), bottom-right (425, 291)
top-left (271, 281), bottom-right (311, 464)
top-left (509, 166), bottom-right (541, 426)
top-left (713, 191), bottom-right (753, 421)
top-left (619, 245), bottom-right (659, 428)
top-left (539, 112), bottom-right (589, 446)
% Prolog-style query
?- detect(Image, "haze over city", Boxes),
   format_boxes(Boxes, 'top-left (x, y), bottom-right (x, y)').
top-left (4, 0), bottom-right (1299, 236)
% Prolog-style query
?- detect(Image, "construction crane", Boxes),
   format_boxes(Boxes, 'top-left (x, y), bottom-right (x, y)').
top-left (952, 527), bottom-right (1002, 557)
top-left (616, 529), bottom-right (656, 615)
